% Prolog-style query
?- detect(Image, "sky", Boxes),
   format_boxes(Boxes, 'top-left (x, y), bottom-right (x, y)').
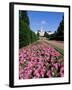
top-left (27, 11), bottom-right (64, 33)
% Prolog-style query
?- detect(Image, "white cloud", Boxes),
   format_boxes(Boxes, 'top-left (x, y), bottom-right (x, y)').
top-left (41, 21), bottom-right (46, 24)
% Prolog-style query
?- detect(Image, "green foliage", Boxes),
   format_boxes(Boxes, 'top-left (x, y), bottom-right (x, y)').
top-left (37, 32), bottom-right (40, 37)
top-left (19, 20), bottom-right (31, 48)
top-left (54, 46), bottom-right (64, 55)
top-left (30, 30), bottom-right (39, 43)
top-left (19, 11), bottom-right (39, 48)
top-left (19, 10), bottom-right (30, 25)
top-left (44, 32), bottom-right (49, 38)
top-left (48, 34), bottom-right (55, 40)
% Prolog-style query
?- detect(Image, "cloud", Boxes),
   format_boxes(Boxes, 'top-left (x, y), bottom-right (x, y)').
top-left (41, 21), bottom-right (46, 24)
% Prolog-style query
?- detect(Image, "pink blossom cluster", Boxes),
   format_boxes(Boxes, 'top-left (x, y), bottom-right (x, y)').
top-left (19, 42), bottom-right (64, 79)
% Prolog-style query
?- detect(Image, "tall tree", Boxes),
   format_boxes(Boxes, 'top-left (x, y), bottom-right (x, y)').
top-left (19, 10), bottom-right (30, 26)
top-left (44, 32), bottom-right (49, 38)
top-left (19, 11), bottom-right (39, 48)
top-left (55, 15), bottom-right (64, 40)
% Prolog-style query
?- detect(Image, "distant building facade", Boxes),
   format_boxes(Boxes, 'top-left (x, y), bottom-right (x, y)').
top-left (35, 29), bottom-right (54, 37)
top-left (47, 31), bottom-right (54, 35)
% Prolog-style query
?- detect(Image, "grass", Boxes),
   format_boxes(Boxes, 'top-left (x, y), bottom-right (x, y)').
top-left (44, 40), bottom-right (64, 55)
top-left (54, 46), bottom-right (64, 55)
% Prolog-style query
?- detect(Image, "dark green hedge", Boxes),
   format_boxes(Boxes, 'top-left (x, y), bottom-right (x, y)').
top-left (19, 13), bottom-right (39, 48)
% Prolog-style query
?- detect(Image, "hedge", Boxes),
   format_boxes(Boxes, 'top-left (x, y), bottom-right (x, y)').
top-left (19, 20), bottom-right (39, 48)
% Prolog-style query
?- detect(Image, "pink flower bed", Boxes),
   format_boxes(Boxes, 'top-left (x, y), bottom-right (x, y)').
top-left (19, 42), bottom-right (64, 79)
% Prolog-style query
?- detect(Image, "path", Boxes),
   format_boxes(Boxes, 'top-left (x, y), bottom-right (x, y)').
top-left (39, 37), bottom-right (64, 50)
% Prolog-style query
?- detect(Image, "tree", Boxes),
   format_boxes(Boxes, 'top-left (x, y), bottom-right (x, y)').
top-left (19, 11), bottom-right (39, 48)
top-left (37, 32), bottom-right (40, 37)
top-left (55, 15), bottom-right (64, 40)
top-left (44, 32), bottom-right (49, 38)
top-left (19, 11), bottom-right (30, 26)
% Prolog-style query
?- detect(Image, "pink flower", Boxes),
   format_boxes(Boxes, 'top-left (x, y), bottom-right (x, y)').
top-left (34, 70), bottom-right (40, 78)
top-left (36, 73), bottom-right (40, 78)
top-left (51, 66), bottom-right (55, 71)
top-left (53, 63), bottom-right (58, 69)
top-left (46, 70), bottom-right (51, 77)
top-left (40, 69), bottom-right (44, 77)
top-left (51, 51), bottom-right (60, 57)
top-left (60, 66), bottom-right (64, 77)
top-left (19, 41), bottom-right (64, 79)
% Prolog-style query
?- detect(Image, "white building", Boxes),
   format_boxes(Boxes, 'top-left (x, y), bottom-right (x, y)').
top-left (35, 29), bottom-right (54, 37)
top-left (35, 29), bottom-right (44, 36)
top-left (39, 29), bottom-right (45, 36)
top-left (47, 31), bottom-right (54, 35)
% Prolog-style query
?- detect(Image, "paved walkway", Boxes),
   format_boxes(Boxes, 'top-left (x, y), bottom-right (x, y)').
top-left (45, 40), bottom-right (64, 50)
top-left (39, 37), bottom-right (64, 50)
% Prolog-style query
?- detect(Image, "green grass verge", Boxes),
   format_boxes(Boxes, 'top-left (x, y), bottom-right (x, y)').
top-left (44, 41), bottom-right (64, 55)
top-left (54, 46), bottom-right (64, 55)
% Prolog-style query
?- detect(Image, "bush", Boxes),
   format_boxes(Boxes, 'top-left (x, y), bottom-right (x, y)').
top-left (19, 20), bottom-right (31, 48)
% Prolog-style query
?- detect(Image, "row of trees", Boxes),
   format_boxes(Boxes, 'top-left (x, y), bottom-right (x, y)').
top-left (19, 11), bottom-right (39, 48)
top-left (44, 16), bottom-right (64, 41)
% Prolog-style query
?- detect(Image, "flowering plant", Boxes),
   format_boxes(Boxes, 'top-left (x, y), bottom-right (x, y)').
top-left (19, 42), bottom-right (64, 79)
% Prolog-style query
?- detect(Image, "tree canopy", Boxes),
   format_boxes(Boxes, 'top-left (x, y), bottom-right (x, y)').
top-left (19, 11), bottom-right (39, 48)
